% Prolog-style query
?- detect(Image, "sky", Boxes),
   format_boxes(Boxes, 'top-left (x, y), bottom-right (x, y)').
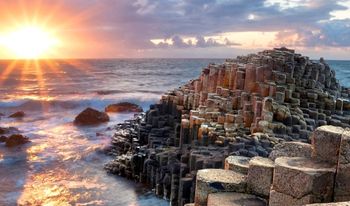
top-left (0, 0), bottom-right (349, 59)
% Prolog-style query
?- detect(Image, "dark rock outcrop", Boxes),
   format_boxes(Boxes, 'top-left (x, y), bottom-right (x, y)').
top-left (0, 128), bottom-right (6, 134)
top-left (0, 127), bottom-right (19, 135)
top-left (8, 111), bottom-right (25, 118)
top-left (0, 136), bottom-right (7, 142)
top-left (5, 134), bottom-right (29, 147)
top-left (74, 107), bottom-right (109, 125)
top-left (105, 102), bottom-right (143, 113)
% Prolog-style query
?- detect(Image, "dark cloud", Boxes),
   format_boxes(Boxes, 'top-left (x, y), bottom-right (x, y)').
top-left (75, 0), bottom-right (348, 49)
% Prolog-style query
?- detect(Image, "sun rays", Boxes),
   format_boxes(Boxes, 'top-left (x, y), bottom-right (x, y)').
top-left (0, 0), bottom-right (104, 104)
top-left (0, 26), bottom-right (61, 59)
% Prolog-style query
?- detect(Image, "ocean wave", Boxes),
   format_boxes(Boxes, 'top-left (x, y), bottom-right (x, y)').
top-left (0, 96), bottom-right (158, 112)
top-left (95, 90), bottom-right (164, 95)
top-left (0, 99), bottom-right (80, 110)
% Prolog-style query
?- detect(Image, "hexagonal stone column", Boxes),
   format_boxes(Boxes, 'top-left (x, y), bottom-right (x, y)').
top-left (270, 157), bottom-right (336, 206)
top-left (194, 169), bottom-right (246, 206)
top-left (305, 202), bottom-right (350, 206)
top-left (335, 129), bottom-right (350, 201)
top-left (269, 142), bottom-right (312, 161)
top-left (247, 157), bottom-right (274, 197)
top-left (207, 192), bottom-right (267, 206)
top-left (312, 125), bottom-right (344, 164)
top-left (224, 156), bottom-right (250, 174)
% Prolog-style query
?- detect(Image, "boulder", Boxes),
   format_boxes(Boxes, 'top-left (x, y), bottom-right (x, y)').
top-left (0, 135), bottom-right (7, 142)
top-left (0, 127), bottom-right (19, 134)
top-left (105, 102), bottom-right (143, 113)
top-left (5, 134), bottom-right (30, 147)
top-left (273, 104), bottom-right (291, 122)
top-left (8, 111), bottom-right (25, 118)
top-left (0, 127), bottom-right (6, 134)
top-left (74, 107), bottom-right (109, 125)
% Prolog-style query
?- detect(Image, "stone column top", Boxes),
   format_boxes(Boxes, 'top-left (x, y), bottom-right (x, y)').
top-left (275, 157), bottom-right (336, 173)
top-left (197, 169), bottom-right (246, 184)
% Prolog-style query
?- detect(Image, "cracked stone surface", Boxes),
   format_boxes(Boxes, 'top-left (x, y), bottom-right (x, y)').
top-left (273, 157), bottom-right (336, 201)
top-left (207, 192), bottom-right (267, 206)
top-left (195, 169), bottom-right (246, 206)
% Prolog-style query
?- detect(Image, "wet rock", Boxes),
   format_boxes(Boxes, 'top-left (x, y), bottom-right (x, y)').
top-left (0, 128), bottom-right (6, 134)
top-left (5, 134), bottom-right (30, 147)
top-left (0, 135), bottom-right (7, 142)
top-left (0, 127), bottom-right (20, 135)
top-left (8, 111), bottom-right (25, 118)
top-left (74, 107), bottom-right (109, 125)
top-left (105, 102), bottom-right (143, 113)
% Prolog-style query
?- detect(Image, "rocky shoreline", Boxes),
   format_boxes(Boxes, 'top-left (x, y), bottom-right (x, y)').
top-left (105, 48), bottom-right (350, 206)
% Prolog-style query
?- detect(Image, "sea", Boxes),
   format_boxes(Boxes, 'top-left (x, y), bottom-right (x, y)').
top-left (0, 59), bottom-right (349, 206)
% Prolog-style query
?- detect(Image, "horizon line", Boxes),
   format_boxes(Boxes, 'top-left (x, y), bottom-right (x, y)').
top-left (0, 57), bottom-right (349, 61)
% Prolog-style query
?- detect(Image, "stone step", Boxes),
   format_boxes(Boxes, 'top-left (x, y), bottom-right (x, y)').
top-left (195, 169), bottom-right (247, 206)
top-left (207, 192), bottom-right (267, 206)
top-left (270, 157), bottom-right (336, 206)
top-left (305, 202), bottom-right (350, 206)
top-left (224, 155), bottom-right (250, 174)
top-left (247, 156), bottom-right (274, 197)
top-left (335, 128), bottom-right (350, 201)
top-left (268, 142), bottom-right (312, 161)
top-left (312, 125), bottom-right (344, 164)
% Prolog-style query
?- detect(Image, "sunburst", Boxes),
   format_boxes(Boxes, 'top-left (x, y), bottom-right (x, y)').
top-left (0, 0), bottom-right (100, 104)
top-left (0, 25), bottom-right (60, 59)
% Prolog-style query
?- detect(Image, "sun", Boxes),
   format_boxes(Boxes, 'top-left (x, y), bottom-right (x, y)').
top-left (1, 26), bottom-right (60, 59)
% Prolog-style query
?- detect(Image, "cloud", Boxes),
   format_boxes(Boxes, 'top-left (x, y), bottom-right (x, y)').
top-left (81, 0), bottom-right (349, 50)
top-left (152, 35), bottom-right (241, 48)
top-left (274, 19), bottom-right (350, 47)
top-left (2, 0), bottom-right (349, 58)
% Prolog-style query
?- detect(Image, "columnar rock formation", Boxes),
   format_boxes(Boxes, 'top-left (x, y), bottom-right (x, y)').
top-left (193, 126), bottom-right (350, 206)
top-left (105, 48), bottom-right (350, 206)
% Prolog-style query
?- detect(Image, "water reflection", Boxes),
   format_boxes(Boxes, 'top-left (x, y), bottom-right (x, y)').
top-left (0, 112), bottom-right (168, 206)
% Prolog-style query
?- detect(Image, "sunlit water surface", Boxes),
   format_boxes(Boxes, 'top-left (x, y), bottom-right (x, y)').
top-left (0, 59), bottom-right (348, 205)
top-left (0, 59), bottom-right (223, 206)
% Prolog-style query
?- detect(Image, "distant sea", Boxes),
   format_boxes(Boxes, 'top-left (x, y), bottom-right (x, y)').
top-left (0, 59), bottom-right (348, 205)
